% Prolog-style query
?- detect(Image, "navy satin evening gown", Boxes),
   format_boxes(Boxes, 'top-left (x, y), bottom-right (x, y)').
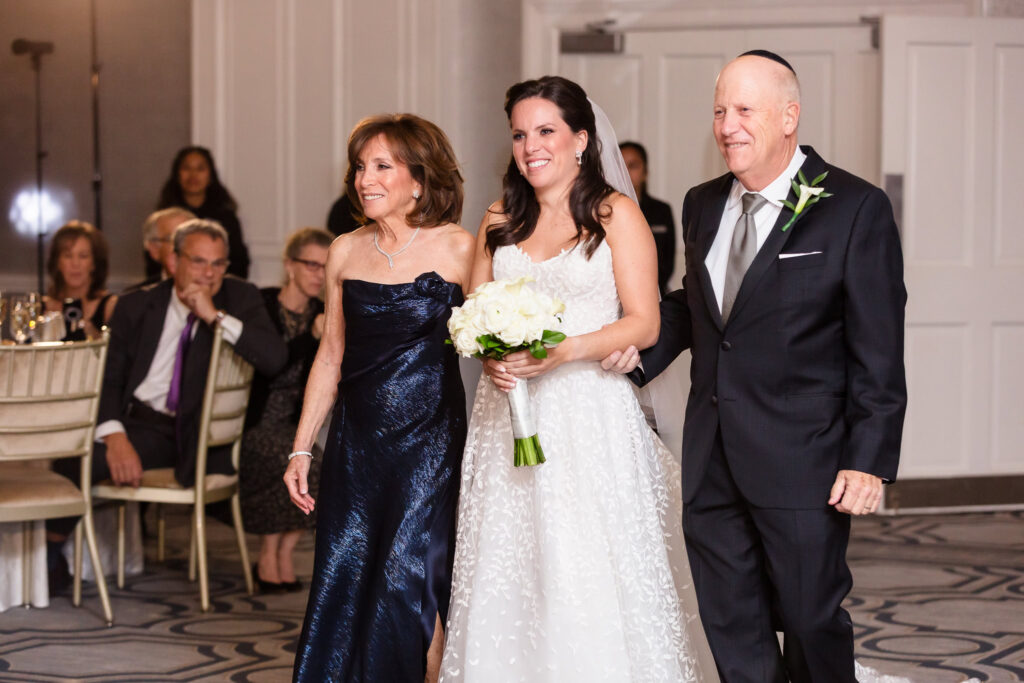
top-left (294, 271), bottom-right (467, 682)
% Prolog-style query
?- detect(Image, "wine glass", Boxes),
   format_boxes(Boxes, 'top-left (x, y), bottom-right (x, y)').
top-left (10, 296), bottom-right (34, 344)
top-left (26, 292), bottom-right (42, 334)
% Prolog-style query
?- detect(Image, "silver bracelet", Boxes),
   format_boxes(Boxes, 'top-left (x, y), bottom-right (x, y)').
top-left (288, 450), bottom-right (313, 460)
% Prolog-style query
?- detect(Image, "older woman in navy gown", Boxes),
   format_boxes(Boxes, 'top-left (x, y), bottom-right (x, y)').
top-left (283, 113), bottom-right (474, 682)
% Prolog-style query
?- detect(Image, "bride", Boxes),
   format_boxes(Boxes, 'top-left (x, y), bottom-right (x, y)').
top-left (438, 76), bottom-right (713, 682)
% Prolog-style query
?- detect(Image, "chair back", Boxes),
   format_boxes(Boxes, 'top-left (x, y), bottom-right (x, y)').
top-left (0, 334), bottom-right (109, 470)
top-left (192, 325), bottom-right (254, 493)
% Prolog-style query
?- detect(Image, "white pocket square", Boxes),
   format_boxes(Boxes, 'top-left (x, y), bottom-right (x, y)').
top-left (778, 251), bottom-right (823, 259)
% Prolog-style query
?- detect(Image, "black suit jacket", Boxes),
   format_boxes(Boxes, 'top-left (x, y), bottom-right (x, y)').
top-left (99, 277), bottom-right (287, 486)
top-left (638, 191), bottom-right (676, 294)
top-left (637, 146), bottom-right (907, 508)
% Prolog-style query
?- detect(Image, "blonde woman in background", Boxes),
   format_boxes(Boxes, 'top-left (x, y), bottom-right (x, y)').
top-left (241, 228), bottom-right (333, 592)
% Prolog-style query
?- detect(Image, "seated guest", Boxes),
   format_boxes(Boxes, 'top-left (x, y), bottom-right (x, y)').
top-left (241, 227), bottom-right (332, 592)
top-left (48, 219), bottom-right (287, 562)
top-left (43, 220), bottom-right (117, 341)
top-left (157, 146), bottom-right (251, 279)
top-left (128, 207), bottom-right (197, 291)
top-left (620, 141), bottom-right (676, 293)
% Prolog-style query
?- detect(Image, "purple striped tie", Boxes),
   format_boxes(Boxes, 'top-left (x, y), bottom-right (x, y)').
top-left (166, 313), bottom-right (197, 414)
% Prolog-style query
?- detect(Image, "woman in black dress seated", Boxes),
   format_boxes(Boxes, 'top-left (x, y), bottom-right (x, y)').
top-left (283, 114), bottom-right (474, 682)
top-left (156, 146), bottom-right (251, 279)
top-left (241, 227), bottom-right (333, 592)
top-left (43, 221), bottom-right (117, 341)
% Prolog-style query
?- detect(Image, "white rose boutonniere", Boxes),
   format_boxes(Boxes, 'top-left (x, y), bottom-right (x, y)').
top-left (781, 169), bottom-right (833, 232)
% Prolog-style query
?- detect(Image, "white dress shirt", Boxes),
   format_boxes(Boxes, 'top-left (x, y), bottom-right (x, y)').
top-left (704, 147), bottom-right (807, 312)
top-left (95, 291), bottom-right (242, 440)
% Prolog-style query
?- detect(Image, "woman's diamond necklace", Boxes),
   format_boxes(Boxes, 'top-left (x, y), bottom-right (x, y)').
top-left (373, 226), bottom-right (421, 269)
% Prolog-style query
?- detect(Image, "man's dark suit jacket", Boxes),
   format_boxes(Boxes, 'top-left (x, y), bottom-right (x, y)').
top-left (637, 146), bottom-right (907, 509)
top-left (99, 277), bottom-right (287, 487)
top-left (638, 191), bottom-right (676, 294)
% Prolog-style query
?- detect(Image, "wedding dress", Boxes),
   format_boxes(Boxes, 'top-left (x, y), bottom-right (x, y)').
top-left (439, 239), bottom-right (714, 682)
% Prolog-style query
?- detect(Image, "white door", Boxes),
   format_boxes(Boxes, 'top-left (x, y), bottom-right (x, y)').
top-left (882, 17), bottom-right (1024, 479)
top-left (558, 25), bottom-right (879, 457)
top-left (560, 25), bottom-right (880, 287)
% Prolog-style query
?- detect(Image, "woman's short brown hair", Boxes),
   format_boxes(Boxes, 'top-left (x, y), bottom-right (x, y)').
top-left (344, 114), bottom-right (463, 228)
top-left (46, 220), bottom-right (109, 299)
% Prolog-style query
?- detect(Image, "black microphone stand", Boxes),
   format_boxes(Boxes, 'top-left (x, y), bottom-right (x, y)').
top-left (90, 0), bottom-right (103, 230)
top-left (12, 42), bottom-right (51, 294)
top-left (31, 49), bottom-right (46, 295)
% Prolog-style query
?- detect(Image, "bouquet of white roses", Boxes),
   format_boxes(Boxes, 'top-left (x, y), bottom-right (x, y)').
top-left (447, 276), bottom-right (565, 466)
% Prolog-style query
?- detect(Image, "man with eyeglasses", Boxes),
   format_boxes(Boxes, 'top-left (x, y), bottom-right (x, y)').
top-left (126, 207), bottom-right (197, 292)
top-left (49, 220), bottom-right (287, 576)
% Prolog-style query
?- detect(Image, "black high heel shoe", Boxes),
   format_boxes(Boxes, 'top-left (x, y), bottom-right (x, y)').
top-left (281, 578), bottom-right (303, 593)
top-left (253, 563), bottom-right (284, 594)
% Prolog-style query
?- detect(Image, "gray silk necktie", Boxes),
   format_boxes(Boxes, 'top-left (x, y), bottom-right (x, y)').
top-left (722, 192), bottom-right (768, 322)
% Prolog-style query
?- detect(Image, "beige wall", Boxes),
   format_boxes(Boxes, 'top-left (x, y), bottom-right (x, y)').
top-left (0, 0), bottom-right (191, 292)
top-left (192, 0), bottom-right (522, 286)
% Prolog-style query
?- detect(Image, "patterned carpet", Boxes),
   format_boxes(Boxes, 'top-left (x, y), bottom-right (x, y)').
top-left (0, 510), bottom-right (1020, 682)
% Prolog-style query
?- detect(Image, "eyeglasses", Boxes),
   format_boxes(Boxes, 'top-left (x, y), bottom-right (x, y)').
top-left (291, 257), bottom-right (326, 273)
top-left (179, 252), bottom-right (230, 273)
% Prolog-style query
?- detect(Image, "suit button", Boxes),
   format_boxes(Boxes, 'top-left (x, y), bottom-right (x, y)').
top-left (720, 341), bottom-right (732, 351)
top-left (711, 395), bottom-right (718, 405)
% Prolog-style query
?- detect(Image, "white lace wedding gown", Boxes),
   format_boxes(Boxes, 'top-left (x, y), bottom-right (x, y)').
top-left (439, 240), bottom-right (714, 682)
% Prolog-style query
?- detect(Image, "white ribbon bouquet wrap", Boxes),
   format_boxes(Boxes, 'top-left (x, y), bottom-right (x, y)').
top-left (447, 276), bottom-right (565, 466)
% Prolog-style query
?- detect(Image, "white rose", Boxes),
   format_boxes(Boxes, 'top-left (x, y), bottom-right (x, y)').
top-left (447, 306), bottom-right (467, 335)
top-left (503, 275), bottom-right (533, 298)
top-left (453, 327), bottom-right (482, 356)
top-left (523, 314), bottom-right (546, 343)
top-left (472, 279), bottom-right (503, 301)
top-left (516, 291), bottom-right (542, 318)
top-left (497, 315), bottom-right (528, 347)
top-left (481, 291), bottom-right (517, 334)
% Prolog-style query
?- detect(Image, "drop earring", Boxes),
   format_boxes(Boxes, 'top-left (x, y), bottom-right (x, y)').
top-left (575, 149), bottom-right (583, 166)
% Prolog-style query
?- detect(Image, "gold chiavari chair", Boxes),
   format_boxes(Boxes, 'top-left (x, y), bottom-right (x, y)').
top-left (0, 334), bottom-right (113, 625)
top-left (92, 325), bottom-right (255, 611)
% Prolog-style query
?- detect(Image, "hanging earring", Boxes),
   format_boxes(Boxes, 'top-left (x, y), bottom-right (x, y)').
top-left (412, 189), bottom-right (421, 200)
top-left (575, 149), bottom-right (583, 166)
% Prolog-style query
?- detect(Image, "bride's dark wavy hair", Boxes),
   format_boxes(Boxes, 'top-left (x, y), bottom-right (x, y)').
top-left (485, 76), bottom-right (615, 259)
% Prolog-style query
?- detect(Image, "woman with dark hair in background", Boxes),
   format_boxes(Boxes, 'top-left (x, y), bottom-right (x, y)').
top-left (283, 114), bottom-right (474, 682)
top-left (241, 227), bottom-right (333, 594)
top-left (439, 76), bottom-right (707, 681)
top-left (620, 140), bottom-right (676, 294)
top-left (43, 220), bottom-right (117, 340)
top-left (156, 145), bottom-right (251, 279)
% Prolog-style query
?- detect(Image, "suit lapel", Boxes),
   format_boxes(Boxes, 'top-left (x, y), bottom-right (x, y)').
top-left (695, 176), bottom-right (731, 332)
top-left (726, 146), bottom-right (827, 325)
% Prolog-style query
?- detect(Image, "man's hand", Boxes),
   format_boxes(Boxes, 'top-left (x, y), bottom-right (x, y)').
top-left (829, 469), bottom-right (883, 515)
top-left (601, 345), bottom-right (640, 374)
top-left (284, 453), bottom-right (315, 514)
top-left (103, 432), bottom-right (144, 487)
top-left (178, 284), bottom-right (218, 325)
